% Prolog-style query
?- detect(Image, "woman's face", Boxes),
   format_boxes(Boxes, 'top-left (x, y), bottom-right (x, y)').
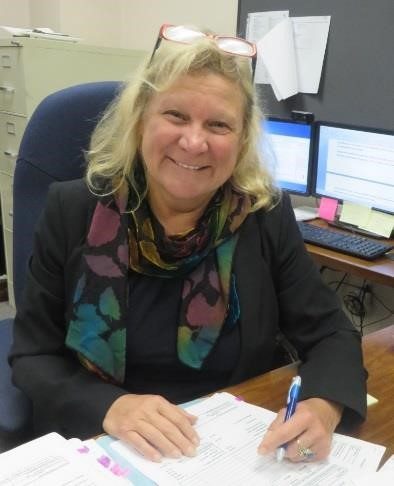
top-left (140, 73), bottom-right (245, 214)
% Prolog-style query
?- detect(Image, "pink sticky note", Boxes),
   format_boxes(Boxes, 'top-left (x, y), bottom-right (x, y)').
top-left (318, 197), bottom-right (338, 221)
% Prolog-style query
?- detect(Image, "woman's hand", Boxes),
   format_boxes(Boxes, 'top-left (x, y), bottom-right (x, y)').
top-left (258, 398), bottom-right (343, 462)
top-left (103, 394), bottom-right (200, 462)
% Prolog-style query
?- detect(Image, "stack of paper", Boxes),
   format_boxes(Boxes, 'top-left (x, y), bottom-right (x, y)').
top-left (98, 392), bottom-right (388, 485)
top-left (0, 432), bottom-right (130, 484)
top-left (2, 394), bottom-right (391, 484)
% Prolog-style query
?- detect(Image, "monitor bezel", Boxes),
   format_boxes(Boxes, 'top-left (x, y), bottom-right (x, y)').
top-left (264, 116), bottom-right (315, 197)
top-left (312, 120), bottom-right (394, 215)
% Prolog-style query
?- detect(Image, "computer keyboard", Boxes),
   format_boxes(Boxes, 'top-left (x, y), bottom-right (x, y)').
top-left (297, 222), bottom-right (394, 260)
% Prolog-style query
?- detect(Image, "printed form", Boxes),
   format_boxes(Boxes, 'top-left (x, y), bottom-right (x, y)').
top-left (246, 12), bottom-right (330, 100)
top-left (110, 392), bottom-right (385, 486)
top-left (0, 432), bottom-right (128, 485)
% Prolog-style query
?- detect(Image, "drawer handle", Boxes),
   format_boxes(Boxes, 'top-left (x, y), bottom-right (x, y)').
top-left (4, 150), bottom-right (17, 157)
top-left (8, 210), bottom-right (13, 217)
top-left (0, 86), bottom-right (15, 93)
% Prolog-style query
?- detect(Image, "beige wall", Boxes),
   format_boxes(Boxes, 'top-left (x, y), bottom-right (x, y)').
top-left (0, 0), bottom-right (30, 27)
top-left (0, 0), bottom-right (238, 50)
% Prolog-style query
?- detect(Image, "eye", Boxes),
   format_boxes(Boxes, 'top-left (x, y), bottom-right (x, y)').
top-left (208, 120), bottom-right (232, 133)
top-left (163, 110), bottom-right (187, 123)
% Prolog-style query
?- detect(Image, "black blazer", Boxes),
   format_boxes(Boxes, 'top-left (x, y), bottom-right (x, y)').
top-left (10, 179), bottom-right (367, 438)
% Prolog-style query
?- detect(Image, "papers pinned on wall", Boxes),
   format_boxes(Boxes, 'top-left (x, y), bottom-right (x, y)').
top-left (246, 11), bottom-right (331, 100)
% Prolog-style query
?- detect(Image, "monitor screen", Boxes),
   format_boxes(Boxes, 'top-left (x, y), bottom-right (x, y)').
top-left (314, 122), bottom-right (394, 215)
top-left (262, 117), bottom-right (313, 196)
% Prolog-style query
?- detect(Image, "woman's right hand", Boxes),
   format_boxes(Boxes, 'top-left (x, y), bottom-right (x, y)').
top-left (102, 394), bottom-right (200, 462)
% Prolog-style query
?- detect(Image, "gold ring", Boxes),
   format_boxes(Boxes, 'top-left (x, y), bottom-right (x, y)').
top-left (297, 439), bottom-right (314, 459)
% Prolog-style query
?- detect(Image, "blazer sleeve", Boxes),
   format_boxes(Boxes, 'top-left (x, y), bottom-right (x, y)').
top-left (261, 194), bottom-right (367, 426)
top-left (10, 181), bottom-right (128, 439)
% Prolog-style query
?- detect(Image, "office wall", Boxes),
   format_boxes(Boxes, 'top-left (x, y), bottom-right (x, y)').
top-left (237, 0), bottom-right (394, 131)
top-left (0, 0), bottom-right (238, 50)
top-left (0, 0), bottom-right (30, 27)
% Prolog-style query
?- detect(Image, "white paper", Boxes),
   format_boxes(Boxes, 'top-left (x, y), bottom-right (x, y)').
top-left (68, 437), bottom-right (131, 482)
top-left (257, 18), bottom-right (298, 101)
top-left (245, 11), bottom-right (289, 84)
top-left (0, 432), bottom-right (117, 485)
top-left (292, 16), bottom-right (331, 93)
top-left (380, 455), bottom-right (394, 472)
top-left (253, 14), bottom-right (330, 99)
top-left (110, 392), bottom-right (385, 486)
top-left (346, 468), bottom-right (394, 485)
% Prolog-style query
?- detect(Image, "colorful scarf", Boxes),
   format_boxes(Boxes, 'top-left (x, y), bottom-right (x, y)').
top-left (66, 181), bottom-right (251, 383)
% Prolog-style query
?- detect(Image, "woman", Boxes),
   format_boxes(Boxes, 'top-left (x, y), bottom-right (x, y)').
top-left (10, 24), bottom-right (366, 464)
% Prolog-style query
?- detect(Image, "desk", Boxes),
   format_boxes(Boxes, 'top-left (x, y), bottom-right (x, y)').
top-left (224, 325), bottom-right (394, 466)
top-left (305, 219), bottom-right (394, 287)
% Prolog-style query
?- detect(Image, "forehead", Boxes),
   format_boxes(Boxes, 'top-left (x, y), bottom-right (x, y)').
top-left (146, 73), bottom-right (245, 117)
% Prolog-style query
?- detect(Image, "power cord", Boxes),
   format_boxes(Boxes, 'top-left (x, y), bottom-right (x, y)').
top-left (327, 276), bottom-right (392, 335)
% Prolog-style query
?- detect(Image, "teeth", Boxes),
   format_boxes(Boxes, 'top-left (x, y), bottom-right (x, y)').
top-left (173, 159), bottom-right (201, 170)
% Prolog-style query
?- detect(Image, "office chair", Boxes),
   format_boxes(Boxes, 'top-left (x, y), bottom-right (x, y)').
top-left (0, 81), bottom-right (121, 445)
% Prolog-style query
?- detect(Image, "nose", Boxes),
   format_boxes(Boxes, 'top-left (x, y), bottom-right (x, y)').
top-left (178, 124), bottom-right (208, 154)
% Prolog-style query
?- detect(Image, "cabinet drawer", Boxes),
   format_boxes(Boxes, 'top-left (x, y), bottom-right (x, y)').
top-left (0, 46), bottom-right (26, 114)
top-left (0, 174), bottom-right (13, 231)
top-left (0, 112), bottom-right (26, 175)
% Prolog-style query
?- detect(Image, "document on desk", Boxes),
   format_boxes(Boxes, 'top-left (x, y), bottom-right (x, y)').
top-left (346, 454), bottom-right (394, 486)
top-left (0, 432), bottom-right (128, 485)
top-left (109, 392), bottom-right (385, 486)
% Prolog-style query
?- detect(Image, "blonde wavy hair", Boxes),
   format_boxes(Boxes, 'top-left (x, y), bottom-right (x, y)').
top-left (86, 33), bottom-right (279, 211)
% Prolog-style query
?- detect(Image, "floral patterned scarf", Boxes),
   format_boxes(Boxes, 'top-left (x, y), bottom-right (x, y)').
top-left (66, 181), bottom-right (251, 383)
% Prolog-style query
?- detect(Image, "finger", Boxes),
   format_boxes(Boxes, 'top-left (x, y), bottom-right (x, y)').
top-left (151, 413), bottom-right (198, 457)
top-left (123, 429), bottom-right (163, 462)
top-left (259, 412), bottom-right (306, 455)
top-left (286, 433), bottom-right (331, 462)
top-left (131, 419), bottom-right (186, 459)
top-left (158, 403), bottom-right (200, 447)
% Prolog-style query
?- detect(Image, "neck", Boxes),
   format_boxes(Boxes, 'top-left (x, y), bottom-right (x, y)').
top-left (148, 193), bottom-right (212, 236)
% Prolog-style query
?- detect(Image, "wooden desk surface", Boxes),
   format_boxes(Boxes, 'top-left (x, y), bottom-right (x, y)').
top-left (304, 219), bottom-right (394, 287)
top-left (224, 325), bottom-right (394, 465)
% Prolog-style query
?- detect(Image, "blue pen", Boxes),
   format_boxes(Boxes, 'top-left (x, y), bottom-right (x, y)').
top-left (276, 375), bottom-right (302, 462)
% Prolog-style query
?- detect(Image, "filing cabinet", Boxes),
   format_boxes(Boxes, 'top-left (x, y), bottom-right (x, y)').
top-left (0, 37), bottom-right (146, 306)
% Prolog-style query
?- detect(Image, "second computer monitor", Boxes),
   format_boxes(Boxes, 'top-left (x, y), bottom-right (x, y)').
top-left (262, 117), bottom-right (314, 196)
top-left (313, 121), bottom-right (394, 215)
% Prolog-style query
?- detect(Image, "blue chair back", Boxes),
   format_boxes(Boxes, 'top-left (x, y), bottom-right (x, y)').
top-left (13, 81), bottom-right (121, 304)
top-left (0, 81), bottom-right (120, 442)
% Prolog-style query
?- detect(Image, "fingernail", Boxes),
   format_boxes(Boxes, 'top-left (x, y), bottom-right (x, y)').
top-left (185, 446), bottom-right (197, 457)
top-left (171, 449), bottom-right (182, 459)
top-left (259, 446), bottom-right (268, 455)
top-left (152, 452), bottom-right (162, 462)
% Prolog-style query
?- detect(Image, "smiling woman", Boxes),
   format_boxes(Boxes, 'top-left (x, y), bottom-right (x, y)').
top-left (140, 73), bottom-right (244, 233)
top-left (10, 23), bottom-right (366, 466)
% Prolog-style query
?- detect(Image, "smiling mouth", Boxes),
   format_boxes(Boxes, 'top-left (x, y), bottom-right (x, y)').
top-left (170, 157), bottom-right (207, 171)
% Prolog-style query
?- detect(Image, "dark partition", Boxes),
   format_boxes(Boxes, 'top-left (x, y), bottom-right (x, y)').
top-left (237, 0), bottom-right (393, 130)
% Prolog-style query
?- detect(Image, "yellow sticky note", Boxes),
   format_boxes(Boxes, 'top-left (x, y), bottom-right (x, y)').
top-left (360, 210), bottom-right (394, 238)
top-left (367, 393), bottom-right (378, 406)
top-left (339, 201), bottom-right (371, 227)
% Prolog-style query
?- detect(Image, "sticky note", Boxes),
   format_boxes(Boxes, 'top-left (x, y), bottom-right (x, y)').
top-left (367, 393), bottom-right (379, 406)
top-left (360, 210), bottom-right (394, 238)
top-left (318, 197), bottom-right (338, 221)
top-left (340, 201), bottom-right (371, 227)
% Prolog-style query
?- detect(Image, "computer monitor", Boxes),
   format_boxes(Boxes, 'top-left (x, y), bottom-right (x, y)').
top-left (313, 121), bottom-right (394, 215)
top-left (262, 117), bottom-right (314, 196)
